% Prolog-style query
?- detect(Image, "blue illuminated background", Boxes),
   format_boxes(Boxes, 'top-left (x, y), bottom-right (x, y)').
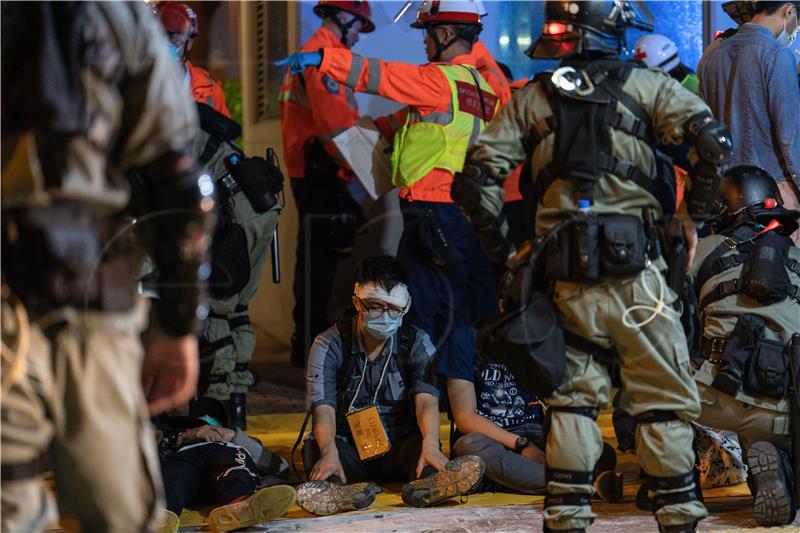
top-left (296, 1), bottom-right (745, 116)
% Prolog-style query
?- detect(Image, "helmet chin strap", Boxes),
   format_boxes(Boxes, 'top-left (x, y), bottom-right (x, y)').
top-left (334, 13), bottom-right (360, 46)
top-left (428, 26), bottom-right (458, 62)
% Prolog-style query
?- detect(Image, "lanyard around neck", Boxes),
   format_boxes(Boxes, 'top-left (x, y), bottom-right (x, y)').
top-left (347, 349), bottom-right (393, 414)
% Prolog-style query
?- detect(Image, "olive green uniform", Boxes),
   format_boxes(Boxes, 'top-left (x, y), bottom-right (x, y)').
top-left (0, 3), bottom-right (198, 531)
top-left (465, 67), bottom-right (710, 530)
top-left (690, 233), bottom-right (800, 453)
top-left (190, 131), bottom-right (280, 402)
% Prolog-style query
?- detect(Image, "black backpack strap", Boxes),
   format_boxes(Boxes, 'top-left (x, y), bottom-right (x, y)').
top-left (397, 321), bottom-right (418, 385)
top-left (700, 278), bottom-right (742, 309)
top-left (290, 408), bottom-right (313, 481)
top-left (694, 226), bottom-right (755, 294)
top-left (584, 63), bottom-right (655, 145)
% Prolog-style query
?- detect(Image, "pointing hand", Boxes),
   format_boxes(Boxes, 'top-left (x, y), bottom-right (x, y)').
top-left (275, 52), bottom-right (322, 74)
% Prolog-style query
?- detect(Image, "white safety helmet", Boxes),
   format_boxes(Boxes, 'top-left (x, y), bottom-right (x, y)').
top-left (634, 33), bottom-right (680, 72)
top-left (411, 0), bottom-right (484, 29)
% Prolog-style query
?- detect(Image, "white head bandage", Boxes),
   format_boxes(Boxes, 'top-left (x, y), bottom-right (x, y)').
top-left (354, 281), bottom-right (411, 311)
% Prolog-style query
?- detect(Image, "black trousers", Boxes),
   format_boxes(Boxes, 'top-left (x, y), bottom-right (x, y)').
top-left (302, 429), bottom-right (438, 484)
top-left (161, 442), bottom-right (258, 514)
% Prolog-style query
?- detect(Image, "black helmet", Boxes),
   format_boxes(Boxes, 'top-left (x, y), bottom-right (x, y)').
top-left (528, 0), bottom-right (655, 60)
top-left (711, 165), bottom-right (800, 233)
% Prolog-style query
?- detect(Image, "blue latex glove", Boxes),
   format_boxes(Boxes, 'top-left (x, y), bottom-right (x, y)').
top-left (274, 52), bottom-right (322, 74)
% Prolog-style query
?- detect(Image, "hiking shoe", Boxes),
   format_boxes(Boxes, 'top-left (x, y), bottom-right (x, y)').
top-left (208, 485), bottom-right (296, 532)
top-left (157, 509), bottom-right (179, 533)
top-left (594, 470), bottom-right (624, 503)
top-left (296, 480), bottom-right (380, 516)
top-left (401, 455), bottom-right (485, 508)
top-left (747, 441), bottom-right (796, 526)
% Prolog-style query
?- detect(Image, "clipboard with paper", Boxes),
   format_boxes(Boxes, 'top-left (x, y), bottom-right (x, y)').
top-left (332, 116), bottom-right (395, 200)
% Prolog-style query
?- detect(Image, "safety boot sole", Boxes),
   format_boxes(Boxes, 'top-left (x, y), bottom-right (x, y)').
top-left (401, 455), bottom-right (485, 508)
top-left (296, 480), bottom-right (380, 516)
top-left (207, 485), bottom-right (296, 532)
top-left (747, 441), bottom-right (793, 526)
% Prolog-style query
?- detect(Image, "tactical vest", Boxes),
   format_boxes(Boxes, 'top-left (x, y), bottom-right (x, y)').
top-left (695, 224), bottom-right (800, 311)
top-left (391, 64), bottom-right (498, 189)
top-left (527, 60), bottom-right (676, 212)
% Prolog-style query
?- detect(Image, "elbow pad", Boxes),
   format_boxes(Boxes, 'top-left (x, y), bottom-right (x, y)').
top-left (452, 161), bottom-right (511, 265)
top-left (683, 113), bottom-right (733, 223)
top-left (139, 151), bottom-right (216, 336)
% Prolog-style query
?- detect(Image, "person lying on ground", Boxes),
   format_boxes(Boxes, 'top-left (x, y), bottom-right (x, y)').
top-left (153, 413), bottom-right (294, 533)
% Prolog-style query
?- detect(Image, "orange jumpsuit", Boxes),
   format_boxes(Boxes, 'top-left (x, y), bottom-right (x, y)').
top-left (187, 60), bottom-right (230, 118)
top-left (279, 27), bottom-right (360, 179)
top-left (318, 47), bottom-right (497, 203)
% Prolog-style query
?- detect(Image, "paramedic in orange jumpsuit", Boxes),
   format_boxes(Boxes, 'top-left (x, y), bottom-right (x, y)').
top-left (277, 0), bottom-right (500, 380)
top-left (155, 1), bottom-right (230, 117)
top-left (278, 1), bottom-right (374, 367)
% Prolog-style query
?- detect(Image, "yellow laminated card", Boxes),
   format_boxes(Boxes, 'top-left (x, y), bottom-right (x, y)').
top-left (346, 405), bottom-right (391, 461)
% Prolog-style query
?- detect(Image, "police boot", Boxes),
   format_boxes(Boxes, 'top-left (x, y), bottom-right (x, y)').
top-left (594, 442), bottom-right (623, 502)
top-left (226, 393), bottom-right (247, 430)
top-left (747, 441), bottom-right (797, 526)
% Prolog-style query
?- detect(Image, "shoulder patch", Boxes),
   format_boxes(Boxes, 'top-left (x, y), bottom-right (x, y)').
top-left (322, 75), bottom-right (340, 95)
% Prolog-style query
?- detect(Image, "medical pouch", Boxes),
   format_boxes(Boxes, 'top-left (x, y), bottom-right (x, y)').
top-left (744, 338), bottom-right (789, 400)
top-left (599, 214), bottom-right (647, 277)
top-left (346, 405), bottom-right (391, 462)
top-left (741, 232), bottom-right (792, 304)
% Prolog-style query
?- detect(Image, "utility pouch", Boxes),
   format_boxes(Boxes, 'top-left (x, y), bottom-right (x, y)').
top-left (224, 154), bottom-right (283, 214)
top-left (744, 338), bottom-right (789, 400)
top-left (712, 314), bottom-right (766, 397)
top-left (346, 405), bottom-right (391, 462)
top-left (741, 232), bottom-right (791, 304)
top-left (599, 214), bottom-right (647, 277)
top-left (2, 202), bottom-right (134, 312)
top-left (544, 230), bottom-right (571, 280)
top-left (569, 216), bottom-right (600, 281)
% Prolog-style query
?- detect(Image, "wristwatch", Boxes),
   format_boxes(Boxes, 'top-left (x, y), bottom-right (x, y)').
top-left (513, 435), bottom-right (529, 452)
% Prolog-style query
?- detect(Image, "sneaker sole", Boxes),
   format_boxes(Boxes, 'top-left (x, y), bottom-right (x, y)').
top-left (296, 482), bottom-right (378, 516)
top-left (208, 485), bottom-right (297, 532)
top-left (747, 441), bottom-right (793, 527)
top-left (402, 456), bottom-right (486, 508)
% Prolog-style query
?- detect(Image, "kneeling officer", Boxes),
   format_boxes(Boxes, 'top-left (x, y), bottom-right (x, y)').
top-left (691, 165), bottom-right (800, 527)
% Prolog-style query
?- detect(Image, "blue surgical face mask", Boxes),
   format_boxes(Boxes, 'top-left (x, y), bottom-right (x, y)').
top-left (168, 42), bottom-right (183, 62)
top-left (362, 311), bottom-right (403, 340)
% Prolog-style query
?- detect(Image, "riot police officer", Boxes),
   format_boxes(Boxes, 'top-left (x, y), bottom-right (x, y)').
top-left (1, 2), bottom-right (213, 530)
top-left (189, 103), bottom-right (284, 430)
top-left (690, 165), bottom-right (800, 527)
top-left (451, 2), bottom-right (732, 531)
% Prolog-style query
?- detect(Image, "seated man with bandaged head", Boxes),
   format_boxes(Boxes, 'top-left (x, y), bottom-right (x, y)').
top-left (296, 255), bottom-right (484, 515)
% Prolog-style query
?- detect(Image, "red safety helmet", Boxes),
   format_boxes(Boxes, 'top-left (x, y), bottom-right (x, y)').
top-left (154, 1), bottom-right (198, 38)
top-left (314, 1), bottom-right (375, 33)
top-left (411, 0), bottom-right (483, 29)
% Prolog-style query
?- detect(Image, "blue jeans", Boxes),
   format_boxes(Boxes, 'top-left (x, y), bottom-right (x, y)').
top-left (454, 423), bottom-right (546, 495)
top-left (397, 200), bottom-right (498, 376)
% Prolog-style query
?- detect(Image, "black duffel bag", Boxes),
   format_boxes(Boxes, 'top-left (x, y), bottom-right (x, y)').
top-left (477, 233), bottom-right (567, 399)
